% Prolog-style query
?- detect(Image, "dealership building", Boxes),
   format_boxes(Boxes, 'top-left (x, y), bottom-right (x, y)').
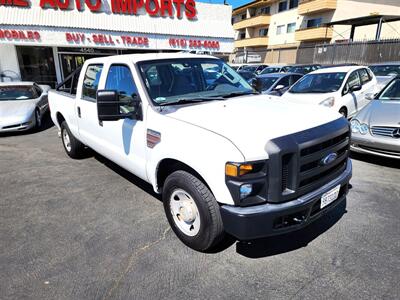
top-left (0, 0), bottom-right (234, 87)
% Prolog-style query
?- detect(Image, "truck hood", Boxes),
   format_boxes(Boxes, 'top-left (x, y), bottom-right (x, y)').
top-left (164, 95), bottom-right (341, 160)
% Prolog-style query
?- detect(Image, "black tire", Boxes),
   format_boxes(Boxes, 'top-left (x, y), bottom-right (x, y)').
top-left (339, 107), bottom-right (348, 118)
top-left (163, 170), bottom-right (225, 251)
top-left (60, 121), bottom-right (85, 159)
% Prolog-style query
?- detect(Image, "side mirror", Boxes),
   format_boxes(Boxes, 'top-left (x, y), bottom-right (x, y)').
top-left (274, 84), bottom-right (285, 91)
top-left (350, 84), bottom-right (362, 92)
top-left (97, 90), bottom-right (141, 121)
top-left (365, 93), bottom-right (376, 100)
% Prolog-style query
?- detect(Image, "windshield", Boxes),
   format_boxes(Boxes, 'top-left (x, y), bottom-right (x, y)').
top-left (138, 58), bottom-right (254, 105)
top-left (242, 66), bottom-right (258, 73)
top-left (0, 86), bottom-right (36, 100)
top-left (289, 72), bottom-right (346, 93)
top-left (287, 65), bottom-right (319, 74)
top-left (260, 67), bottom-right (281, 74)
top-left (257, 77), bottom-right (279, 91)
top-left (378, 79), bottom-right (400, 100)
top-left (370, 65), bottom-right (400, 76)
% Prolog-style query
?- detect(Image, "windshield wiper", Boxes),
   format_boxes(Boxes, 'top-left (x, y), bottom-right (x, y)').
top-left (158, 96), bottom-right (225, 106)
top-left (220, 91), bottom-right (259, 98)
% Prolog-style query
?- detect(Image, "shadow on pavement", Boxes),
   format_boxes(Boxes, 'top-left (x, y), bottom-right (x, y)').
top-left (350, 152), bottom-right (400, 169)
top-left (0, 111), bottom-right (54, 137)
top-left (235, 199), bottom-right (347, 259)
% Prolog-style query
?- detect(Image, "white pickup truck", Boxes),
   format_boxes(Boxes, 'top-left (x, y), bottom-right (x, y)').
top-left (49, 53), bottom-right (352, 251)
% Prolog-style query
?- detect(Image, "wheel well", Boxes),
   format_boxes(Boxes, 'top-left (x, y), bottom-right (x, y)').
top-left (156, 159), bottom-right (211, 192)
top-left (339, 106), bottom-right (348, 117)
top-left (56, 112), bottom-right (65, 127)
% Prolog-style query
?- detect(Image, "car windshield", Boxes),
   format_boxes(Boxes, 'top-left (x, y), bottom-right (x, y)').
top-left (0, 86), bottom-right (35, 100)
top-left (370, 65), bottom-right (400, 76)
top-left (289, 72), bottom-right (346, 93)
top-left (378, 79), bottom-right (400, 100)
top-left (257, 77), bottom-right (280, 91)
top-left (138, 58), bottom-right (254, 105)
top-left (242, 66), bottom-right (258, 73)
top-left (260, 67), bottom-right (281, 74)
top-left (287, 65), bottom-right (319, 74)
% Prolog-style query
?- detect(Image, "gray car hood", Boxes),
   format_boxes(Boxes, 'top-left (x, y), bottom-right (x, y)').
top-left (0, 100), bottom-right (37, 118)
top-left (355, 100), bottom-right (400, 127)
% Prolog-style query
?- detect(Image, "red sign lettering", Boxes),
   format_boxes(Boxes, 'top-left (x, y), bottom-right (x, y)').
top-left (0, 0), bottom-right (29, 6)
top-left (0, 29), bottom-right (40, 40)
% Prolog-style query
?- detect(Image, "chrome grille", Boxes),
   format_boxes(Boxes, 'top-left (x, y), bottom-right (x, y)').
top-left (371, 126), bottom-right (400, 138)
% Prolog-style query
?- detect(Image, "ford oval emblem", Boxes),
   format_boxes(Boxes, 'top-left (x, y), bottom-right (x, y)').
top-left (320, 153), bottom-right (338, 166)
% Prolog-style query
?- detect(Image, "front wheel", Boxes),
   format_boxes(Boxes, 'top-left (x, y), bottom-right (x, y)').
top-left (60, 121), bottom-right (85, 159)
top-left (163, 170), bottom-right (225, 251)
top-left (34, 109), bottom-right (42, 130)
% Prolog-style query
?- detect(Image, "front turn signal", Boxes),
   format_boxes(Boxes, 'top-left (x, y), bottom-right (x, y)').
top-left (225, 163), bottom-right (253, 177)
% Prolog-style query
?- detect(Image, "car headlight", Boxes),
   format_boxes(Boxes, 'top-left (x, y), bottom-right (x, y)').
top-left (351, 119), bottom-right (368, 135)
top-left (319, 97), bottom-right (335, 107)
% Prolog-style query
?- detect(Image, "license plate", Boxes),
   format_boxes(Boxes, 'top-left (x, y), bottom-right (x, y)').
top-left (320, 185), bottom-right (341, 209)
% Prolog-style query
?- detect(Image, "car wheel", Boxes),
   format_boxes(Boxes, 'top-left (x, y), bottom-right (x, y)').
top-left (60, 121), bottom-right (85, 159)
top-left (35, 109), bottom-right (42, 130)
top-left (339, 107), bottom-right (348, 118)
top-left (163, 170), bottom-right (225, 252)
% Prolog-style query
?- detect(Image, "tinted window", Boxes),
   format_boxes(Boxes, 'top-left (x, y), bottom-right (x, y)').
top-left (358, 68), bottom-right (371, 84)
top-left (289, 0), bottom-right (298, 9)
top-left (258, 77), bottom-right (279, 90)
top-left (105, 65), bottom-right (138, 113)
top-left (379, 79), bottom-right (400, 100)
top-left (307, 18), bottom-right (322, 28)
top-left (290, 72), bottom-right (346, 93)
top-left (346, 71), bottom-right (361, 89)
top-left (0, 85), bottom-right (36, 101)
top-left (291, 74), bottom-right (303, 84)
top-left (278, 76), bottom-right (290, 87)
top-left (370, 65), bottom-right (400, 76)
top-left (82, 64), bottom-right (103, 100)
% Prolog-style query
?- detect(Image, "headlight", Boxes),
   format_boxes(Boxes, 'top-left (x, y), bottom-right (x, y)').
top-left (351, 119), bottom-right (369, 135)
top-left (225, 162), bottom-right (254, 177)
top-left (319, 97), bottom-right (335, 107)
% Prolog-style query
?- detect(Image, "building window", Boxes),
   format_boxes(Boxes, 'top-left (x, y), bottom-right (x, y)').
top-left (287, 22), bottom-right (296, 33)
top-left (278, 1), bottom-right (288, 12)
top-left (307, 18), bottom-right (323, 28)
top-left (289, 0), bottom-right (298, 9)
top-left (239, 32), bottom-right (246, 39)
top-left (259, 28), bottom-right (269, 37)
top-left (276, 25), bottom-right (285, 35)
top-left (259, 6), bottom-right (270, 15)
top-left (15, 46), bottom-right (57, 88)
top-left (241, 14), bottom-right (246, 20)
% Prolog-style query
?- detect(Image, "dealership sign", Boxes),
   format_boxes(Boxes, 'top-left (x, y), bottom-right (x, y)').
top-left (0, 0), bottom-right (197, 19)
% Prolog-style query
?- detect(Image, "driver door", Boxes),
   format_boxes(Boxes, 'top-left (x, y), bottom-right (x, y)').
top-left (342, 70), bottom-right (362, 117)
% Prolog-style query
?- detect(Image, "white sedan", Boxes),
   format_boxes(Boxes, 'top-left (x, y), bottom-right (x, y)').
top-left (280, 66), bottom-right (378, 118)
top-left (0, 82), bottom-right (51, 133)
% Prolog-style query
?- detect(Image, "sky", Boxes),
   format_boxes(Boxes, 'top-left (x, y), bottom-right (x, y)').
top-left (197, 0), bottom-right (248, 9)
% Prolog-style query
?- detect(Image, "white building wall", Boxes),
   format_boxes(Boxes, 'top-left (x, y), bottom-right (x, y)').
top-left (0, 44), bottom-right (20, 81)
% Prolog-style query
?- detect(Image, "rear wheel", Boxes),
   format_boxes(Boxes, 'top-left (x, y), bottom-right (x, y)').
top-left (163, 170), bottom-right (225, 252)
top-left (60, 121), bottom-right (85, 158)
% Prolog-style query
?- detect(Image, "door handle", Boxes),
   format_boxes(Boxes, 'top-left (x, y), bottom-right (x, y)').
top-left (77, 106), bottom-right (81, 118)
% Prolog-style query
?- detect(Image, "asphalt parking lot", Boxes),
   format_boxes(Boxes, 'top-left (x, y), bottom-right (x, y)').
top-left (1, 117), bottom-right (400, 300)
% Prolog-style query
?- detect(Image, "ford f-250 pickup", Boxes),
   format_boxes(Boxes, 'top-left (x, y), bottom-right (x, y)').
top-left (49, 53), bottom-right (352, 251)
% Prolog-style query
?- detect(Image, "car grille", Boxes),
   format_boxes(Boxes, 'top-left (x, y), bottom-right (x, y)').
top-left (266, 118), bottom-right (350, 203)
top-left (371, 126), bottom-right (400, 138)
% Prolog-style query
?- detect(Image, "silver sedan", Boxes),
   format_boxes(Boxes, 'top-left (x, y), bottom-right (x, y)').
top-left (0, 82), bottom-right (50, 133)
top-left (350, 76), bottom-right (400, 159)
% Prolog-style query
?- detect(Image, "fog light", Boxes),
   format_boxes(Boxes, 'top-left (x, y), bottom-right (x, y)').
top-left (240, 184), bottom-right (253, 199)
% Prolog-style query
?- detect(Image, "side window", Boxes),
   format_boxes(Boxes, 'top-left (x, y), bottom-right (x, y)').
top-left (344, 71), bottom-right (361, 94)
top-left (359, 68), bottom-right (371, 84)
top-left (105, 65), bottom-right (138, 113)
top-left (82, 64), bottom-right (103, 101)
top-left (278, 76), bottom-right (290, 87)
top-left (34, 85), bottom-right (42, 97)
top-left (367, 68), bottom-right (374, 79)
top-left (291, 75), bottom-right (302, 85)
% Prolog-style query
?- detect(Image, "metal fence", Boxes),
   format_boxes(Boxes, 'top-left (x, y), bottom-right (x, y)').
top-left (313, 38), bottom-right (400, 65)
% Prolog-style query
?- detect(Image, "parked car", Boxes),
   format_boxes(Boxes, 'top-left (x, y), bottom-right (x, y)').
top-left (49, 53), bottom-right (352, 251)
top-left (254, 73), bottom-right (303, 96)
top-left (369, 62), bottom-right (400, 89)
top-left (286, 64), bottom-right (321, 75)
top-left (259, 65), bottom-right (290, 75)
top-left (350, 76), bottom-right (400, 159)
top-left (0, 82), bottom-right (50, 133)
top-left (321, 63), bottom-right (359, 69)
top-left (241, 64), bottom-right (269, 74)
top-left (281, 66), bottom-right (378, 118)
top-left (237, 70), bottom-right (257, 84)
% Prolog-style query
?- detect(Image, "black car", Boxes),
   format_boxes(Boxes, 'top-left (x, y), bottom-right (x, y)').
top-left (237, 70), bottom-right (257, 84)
top-left (286, 64), bottom-right (321, 74)
top-left (254, 73), bottom-right (303, 96)
top-left (241, 64), bottom-right (269, 74)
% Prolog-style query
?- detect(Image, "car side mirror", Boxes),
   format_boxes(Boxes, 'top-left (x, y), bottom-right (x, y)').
top-left (97, 90), bottom-right (141, 121)
top-left (274, 84), bottom-right (285, 91)
top-left (350, 84), bottom-right (362, 92)
top-left (365, 93), bottom-right (376, 100)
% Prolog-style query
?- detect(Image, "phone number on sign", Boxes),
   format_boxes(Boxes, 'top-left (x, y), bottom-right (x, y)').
top-left (169, 38), bottom-right (220, 49)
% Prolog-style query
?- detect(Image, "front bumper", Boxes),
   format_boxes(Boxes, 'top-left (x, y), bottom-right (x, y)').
top-left (351, 135), bottom-right (400, 159)
top-left (220, 159), bottom-right (352, 240)
top-left (0, 121), bottom-right (34, 133)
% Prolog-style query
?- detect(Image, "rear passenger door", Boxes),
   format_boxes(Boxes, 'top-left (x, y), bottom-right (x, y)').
top-left (76, 64), bottom-right (103, 148)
